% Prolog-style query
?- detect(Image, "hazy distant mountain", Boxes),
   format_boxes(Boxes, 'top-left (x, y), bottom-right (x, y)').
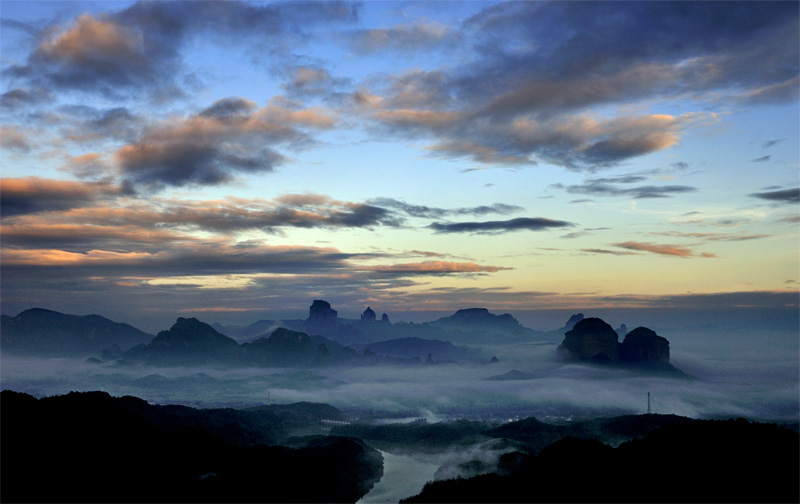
top-left (123, 319), bottom-right (359, 368)
top-left (124, 317), bottom-right (240, 365)
top-left (214, 301), bottom-right (568, 347)
top-left (284, 301), bottom-right (555, 346)
top-left (1, 390), bottom-right (383, 503)
top-left (357, 337), bottom-right (485, 363)
top-left (0, 308), bottom-right (152, 357)
top-left (486, 369), bottom-right (534, 381)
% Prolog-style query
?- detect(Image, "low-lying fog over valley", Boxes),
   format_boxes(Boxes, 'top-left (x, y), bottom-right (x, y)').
top-left (2, 301), bottom-right (798, 503)
top-left (3, 302), bottom-right (797, 422)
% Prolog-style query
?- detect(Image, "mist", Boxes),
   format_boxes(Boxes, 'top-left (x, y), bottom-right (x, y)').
top-left (2, 320), bottom-right (796, 423)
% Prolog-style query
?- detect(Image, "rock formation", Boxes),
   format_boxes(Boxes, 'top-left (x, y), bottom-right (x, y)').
top-left (557, 318), bottom-right (680, 374)
top-left (361, 307), bottom-right (376, 321)
top-left (619, 327), bottom-right (670, 363)
top-left (308, 300), bottom-right (338, 322)
top-left (558, 317), bottom-right (619, 362)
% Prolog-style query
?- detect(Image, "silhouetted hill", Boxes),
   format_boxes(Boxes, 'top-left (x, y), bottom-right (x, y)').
top-left (0, 390), bottom-right (382, 503)
top-left (124, 317), bottom-right (240, 366)
top-left (1, 308), bottom-right (152, 357)
top-left (404, 418), bottom-right (799, 503)
top-left (557, 317), bottom-right (686, 376)
top-left (122, 320), bottom-right (360, 368)
top-left (239, 327), bottom-right (316, 366)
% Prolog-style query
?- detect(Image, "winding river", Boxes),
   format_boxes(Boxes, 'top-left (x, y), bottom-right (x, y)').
top-left (357, 450), bottom-right (440, 503)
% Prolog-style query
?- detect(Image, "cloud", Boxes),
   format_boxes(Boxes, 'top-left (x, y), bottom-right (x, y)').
top-left (581, 248), bottom-right (637, 256)
top-left (749, 188), bottom-right (800, 204)
top-left (0, 126), bottom-right (33, 152)
top-left (0, 177), bottom-right (128, 218)
top-left (353, 1), bottom-right (797, 169)
top-left (0, 88), bottom-right (52, 112)
top-left (1, 192), bottom-right (406, 244)
top-left (366, 261), bottom-right (512, 276)
top-left (650, 231), bottom-right (771, 242)
top-left (368, 198), bottom-right (523, 219)
top-left (751, 155), bottom-right (771, 163)
top-left (280, 66), bottom-right (352, 101)
top-left (763, 138), bottom-right (786, 149)
top-left (555, 179), bottom-right (697, 199)
top-left (0, 243), bottom-right (360, 277)
top-left (8, 1), bottom-right (360, 99)
top-left (115, 97), bottom-right (335, 189)
top-left (429, 217), bottom-right (573, 234)
top-left (612, 241), bottom-right (716, 258)
top-left (350, 20), bottom-right (454, 54)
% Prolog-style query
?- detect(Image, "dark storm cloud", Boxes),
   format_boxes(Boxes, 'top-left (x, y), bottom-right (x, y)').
top-left (6, 1), bottom-right (360, 99)
top-left (358, 1), bottom-right (798, 169)
top-left (429, 217), bottom-right (573, 234)
top-left (369, 198), bottom-right (522, 219)
top-left (749, 188), bottom-right (800, 204)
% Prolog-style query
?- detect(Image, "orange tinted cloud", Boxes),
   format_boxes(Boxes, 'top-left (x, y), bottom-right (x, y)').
top-left (613, 241), bottom-right (715, 258)
top-left (38, 15), bottom-right (141, 63)
top-left (367, 261), bottom-right (512, 274)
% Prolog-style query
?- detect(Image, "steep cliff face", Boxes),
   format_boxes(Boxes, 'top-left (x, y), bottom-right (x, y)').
top-left (619, 327), bottom-right (670, 363)
top-left (558, 317), bottom-right (619, 362)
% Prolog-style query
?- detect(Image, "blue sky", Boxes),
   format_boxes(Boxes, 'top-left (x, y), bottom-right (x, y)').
top-left (1, 1), bottom-right (798, 330)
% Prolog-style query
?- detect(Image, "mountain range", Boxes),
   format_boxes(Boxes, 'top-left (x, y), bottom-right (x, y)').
top-left (2, 301), bottom-right (681, 375)
top-left (1, 308), bottom-right (152, 357)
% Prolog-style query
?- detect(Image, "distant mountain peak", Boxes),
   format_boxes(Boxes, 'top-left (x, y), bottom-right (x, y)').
top-left (308, 299), bottom-right (338, 322)
top-left (448, 308), bottom-right (518, 325)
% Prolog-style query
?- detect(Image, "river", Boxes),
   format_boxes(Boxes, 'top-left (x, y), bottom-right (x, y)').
top-left (357, 450), bottom-right (440, 503)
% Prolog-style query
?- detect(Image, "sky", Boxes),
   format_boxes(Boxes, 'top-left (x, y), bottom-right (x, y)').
top-left (1, 1), bottom-right (798, 332)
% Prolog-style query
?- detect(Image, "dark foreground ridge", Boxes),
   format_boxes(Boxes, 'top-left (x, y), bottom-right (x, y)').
top-left (401, 418), bottom-right (799, 503)
top-left (2, 390), bottom-right (797, 503)
top-left (0, 390), bottom-right (383, 503)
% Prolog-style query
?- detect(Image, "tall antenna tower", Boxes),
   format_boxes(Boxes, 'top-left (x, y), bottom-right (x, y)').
top-left (647, 392), bottom-right (651, 415)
